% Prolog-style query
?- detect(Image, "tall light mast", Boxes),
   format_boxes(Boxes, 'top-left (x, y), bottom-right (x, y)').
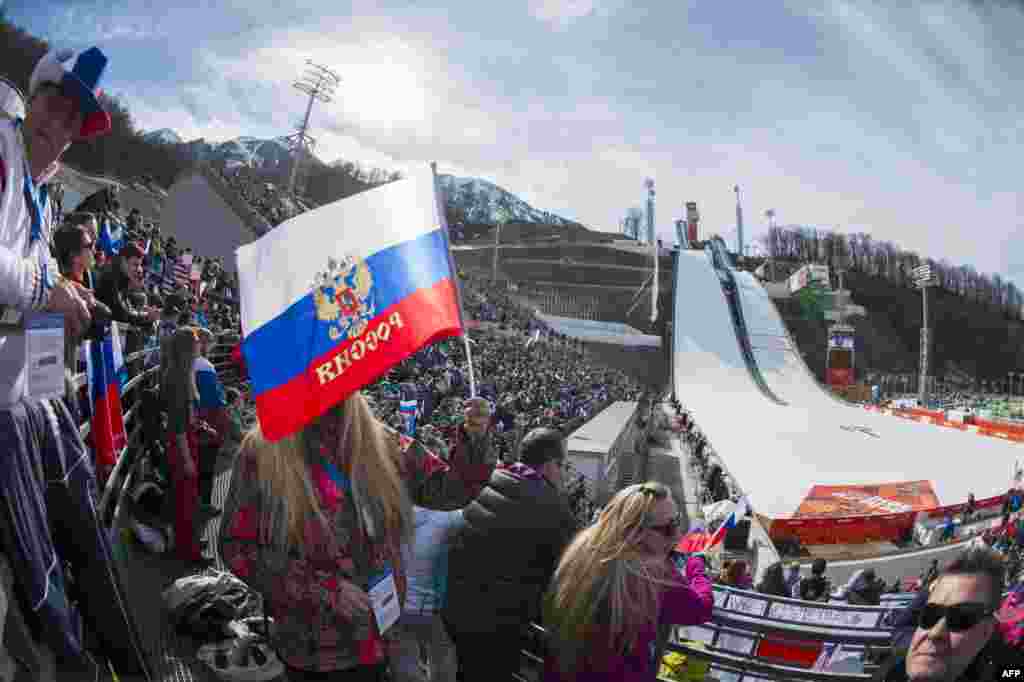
top-left (285, 60), bottom-right (340, 196)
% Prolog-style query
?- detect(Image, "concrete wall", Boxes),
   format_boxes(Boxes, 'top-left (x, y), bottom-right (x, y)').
top-left (808, 537), bottom-right (977, 588)
top-left (161, 172), bottom-right (260, 272)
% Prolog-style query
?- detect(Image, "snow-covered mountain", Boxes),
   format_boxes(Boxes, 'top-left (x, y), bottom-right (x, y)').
top-left (139, 129), bottom-right (575, 227)
top-left (142, 128), bottom-right (183, 145)
top-left (436, 174), bottom-right (573, 226)
top-left (184, 136), bottom-right (294, 169)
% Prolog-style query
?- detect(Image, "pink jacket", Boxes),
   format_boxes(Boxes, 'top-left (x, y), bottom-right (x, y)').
top-left (544, 556), bottom-right (713, 682)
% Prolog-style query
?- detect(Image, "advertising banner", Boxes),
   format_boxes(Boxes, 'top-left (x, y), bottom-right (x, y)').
top-left (769, 512), bottom-right (917, 546)
top-left (795, 481), bottom-right (939, 518)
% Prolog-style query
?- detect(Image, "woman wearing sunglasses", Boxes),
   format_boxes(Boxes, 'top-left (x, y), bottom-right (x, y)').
top-left (543, 481), bottom-right (712, 681)
top-left (873, 548), bottom-right (1024, 681)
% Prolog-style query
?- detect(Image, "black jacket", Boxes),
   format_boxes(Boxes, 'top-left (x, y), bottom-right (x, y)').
top-left (443, 468), bottom-right (575, 631)
top-left (94, 261), bottom-right (151, 328)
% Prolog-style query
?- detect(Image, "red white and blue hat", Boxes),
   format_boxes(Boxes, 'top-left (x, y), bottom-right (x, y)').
top-left (29, 46), bottom-right (111, 139)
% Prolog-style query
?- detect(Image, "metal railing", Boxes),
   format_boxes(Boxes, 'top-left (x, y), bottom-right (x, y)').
top-left (77, 325), bottom-right (908, 681)
top-left (71, 326), bottom-right (242, 528)
top-left (511, 584), bottom-right (907, 681)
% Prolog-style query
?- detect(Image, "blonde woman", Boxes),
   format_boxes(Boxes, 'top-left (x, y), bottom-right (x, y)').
top-left (543, 482), bottom-right (713, 681)
top-left (161, 327), bottom-right (203, 564)
top-left (218, 393), bottom-right (486, 681)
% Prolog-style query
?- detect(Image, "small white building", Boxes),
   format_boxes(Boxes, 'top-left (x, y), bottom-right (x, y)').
top-left (566, 401), bottom-right (639, 495)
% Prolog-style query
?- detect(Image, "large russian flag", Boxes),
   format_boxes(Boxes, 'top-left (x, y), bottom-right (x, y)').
top-left (87, 322), bottom-right (127, 478)
top-left (236, 167), bottom-right (464, 441)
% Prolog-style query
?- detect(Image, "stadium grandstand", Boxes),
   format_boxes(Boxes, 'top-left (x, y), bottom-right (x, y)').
top-left (7, 58), bottom-right (1024, 682)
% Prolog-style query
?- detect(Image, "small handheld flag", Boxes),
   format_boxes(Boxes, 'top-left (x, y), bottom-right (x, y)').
top-left (87, 321), bottom-right (127, 481)
top-left (703, 496), bottom-right (749, 552)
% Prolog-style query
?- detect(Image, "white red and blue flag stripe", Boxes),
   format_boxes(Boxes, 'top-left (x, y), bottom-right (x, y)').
top-left (703, 496), bottom-right (749, 551)
top-left (98, 217), bottom-right (123, 257)
top-left (86, 322), bottom-right (127, 477)
top-left (194, 356), bottom-right (226, 409)
top-left (236, 167), bottom-right (463, 441)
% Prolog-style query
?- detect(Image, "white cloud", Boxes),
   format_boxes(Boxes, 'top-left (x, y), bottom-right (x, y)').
top-left (14, 0), bottom-right (1024, 285)
top-left (528, 0), bottom-right (598, 26)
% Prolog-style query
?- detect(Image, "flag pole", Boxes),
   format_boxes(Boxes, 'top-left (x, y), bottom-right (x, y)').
top-left (430, 161), bottom-right (477, 398)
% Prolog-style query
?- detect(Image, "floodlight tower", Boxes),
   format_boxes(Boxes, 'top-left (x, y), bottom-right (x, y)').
top-left (644, 178), bottom-right (656, 245)
top-left (734, 184), bottom-right (745, 258)
top-left (285, 60), bottom-right (341, 196)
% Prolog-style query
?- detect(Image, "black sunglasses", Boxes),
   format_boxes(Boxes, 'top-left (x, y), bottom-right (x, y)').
top-left (918, 603), bottom-right (994, 632)
top-left (647, 514), bottom-right (682, 538)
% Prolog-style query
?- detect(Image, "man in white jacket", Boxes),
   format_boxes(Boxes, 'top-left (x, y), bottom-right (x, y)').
top-left (0, 47), bottom-right (149, 679)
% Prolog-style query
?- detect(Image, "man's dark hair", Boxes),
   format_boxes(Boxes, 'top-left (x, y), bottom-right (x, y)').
top-left (65, 212), bottom-right (97, 230)
top-left (52, 224), bottom-right (90, 273)
top-left (942, 548), bottom-right (1005, 612)
top-left (812, 558), bottom-right (827, 575)
top-left (518, 427), bottom-right (565, 468)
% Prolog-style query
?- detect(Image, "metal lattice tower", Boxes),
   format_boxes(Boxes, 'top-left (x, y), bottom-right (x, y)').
top-left (285, 60), bottom-right (341, 197)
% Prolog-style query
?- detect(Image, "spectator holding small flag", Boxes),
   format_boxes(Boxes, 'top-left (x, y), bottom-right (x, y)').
top-left (543, 482), bottom-right (712, 682)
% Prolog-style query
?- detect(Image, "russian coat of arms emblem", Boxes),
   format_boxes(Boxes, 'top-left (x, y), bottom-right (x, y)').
top-left (312, 255), bottom-right (375, 341)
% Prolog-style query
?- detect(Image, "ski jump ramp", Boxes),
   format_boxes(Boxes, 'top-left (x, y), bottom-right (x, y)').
top-left (672, 248), bottom-right (1021, 519)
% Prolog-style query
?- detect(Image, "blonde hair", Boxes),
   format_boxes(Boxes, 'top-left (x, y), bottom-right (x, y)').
top-left (544, 481), bottom-right (678, 674)
top-left (243, 391), bottom-right (412, 551)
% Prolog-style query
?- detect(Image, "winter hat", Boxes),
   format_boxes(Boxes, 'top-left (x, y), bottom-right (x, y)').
top-left (29, 46), bottom-right (111, 139)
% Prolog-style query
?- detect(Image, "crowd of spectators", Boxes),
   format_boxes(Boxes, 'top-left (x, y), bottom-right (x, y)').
top-left (214, 163), bottom-right (310, 227)
top-left (17, 44), bottom-right (1024, 682)
top-left (666, 397), bottom-right (739, 506)
top-left (362, 271), bottom-right (643, 528)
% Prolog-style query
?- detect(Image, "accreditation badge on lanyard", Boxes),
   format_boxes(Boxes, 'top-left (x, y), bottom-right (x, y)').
top-left (319, 456), bottom-right (401, 635)
top-left (23, 312), bottom-right (65, 400)
top-left (0, 124), bottom-right (63, 397)
top-left (368, 568), bottom-right (400, 635)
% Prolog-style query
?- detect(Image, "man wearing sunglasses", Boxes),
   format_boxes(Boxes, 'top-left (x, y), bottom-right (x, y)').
top-left (874, 548), bottom-right (1021, 681)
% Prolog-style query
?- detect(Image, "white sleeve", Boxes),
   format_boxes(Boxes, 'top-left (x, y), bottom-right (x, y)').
top-left (0, 243), bottom-right (45, 310)
top-left (445, 509), bottom-right (466, 535)
top-left (0, 146), bottom-right (50, 311)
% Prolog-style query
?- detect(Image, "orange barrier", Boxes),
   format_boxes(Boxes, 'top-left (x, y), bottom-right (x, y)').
top-left (864, 404), bottom-right (1024, 440)
top-left (759, 405), bottom-right (1020, 545)
top-left (769, 511), bottom-right (916, 547)
top-left (925, 494), bottom-right (1003, 520)
top-left (770, 494), bottom-right (1011, 545)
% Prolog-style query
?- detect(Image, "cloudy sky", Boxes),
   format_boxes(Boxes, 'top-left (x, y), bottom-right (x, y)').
top-left (7, 1), bottom-right (1024, 282)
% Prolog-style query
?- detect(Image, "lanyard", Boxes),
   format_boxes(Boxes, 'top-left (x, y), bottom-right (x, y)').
top-left (319, 455), bottom-right (353, 494)
top-left (14, 120), bottom-right (53, 293)
top-left (23, 165), bottom-right (48, 248)
top-left (15, 119), bottom-right (48, 248)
